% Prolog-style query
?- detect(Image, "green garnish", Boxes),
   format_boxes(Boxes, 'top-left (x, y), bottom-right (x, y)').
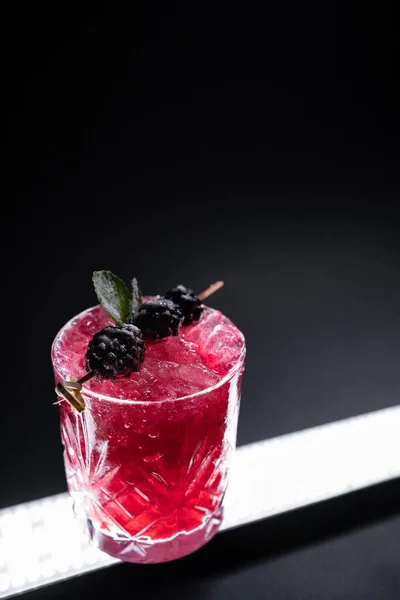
top-left (93, 270), bottom-right (135, 325)
top-left (130, 277), bottom-right (143, 319)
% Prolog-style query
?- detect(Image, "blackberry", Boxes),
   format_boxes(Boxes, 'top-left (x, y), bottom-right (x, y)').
top-left (165, 284), bottom-right (203, 325)
top-left (85, 324), bottom-right (145, 379)
top-left (133, 298), bottom-right (183, 340)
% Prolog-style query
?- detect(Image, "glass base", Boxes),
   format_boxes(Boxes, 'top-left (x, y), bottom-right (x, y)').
top-left (87, 507), bottom-right (223, 564)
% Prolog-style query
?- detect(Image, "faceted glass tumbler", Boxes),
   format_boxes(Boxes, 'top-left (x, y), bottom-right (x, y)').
top-left (52, 336), bottom-right (245, 564)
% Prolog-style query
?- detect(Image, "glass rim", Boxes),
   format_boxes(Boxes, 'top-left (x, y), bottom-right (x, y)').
top-left (52, 305), bottom-right (246, 406)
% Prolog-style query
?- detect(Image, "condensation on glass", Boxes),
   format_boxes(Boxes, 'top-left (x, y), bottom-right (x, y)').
top-left (53, 318), bottom-right (245, 564)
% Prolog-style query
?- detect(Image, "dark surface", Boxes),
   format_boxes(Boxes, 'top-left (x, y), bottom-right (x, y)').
top-left (3, 2), bottom-right (400, 598)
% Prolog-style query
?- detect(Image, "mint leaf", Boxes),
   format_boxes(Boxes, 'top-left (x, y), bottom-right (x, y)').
top-left (93, 270), bottom-right (131, 325)
top-left (130, 277), bottom-right (143, 318)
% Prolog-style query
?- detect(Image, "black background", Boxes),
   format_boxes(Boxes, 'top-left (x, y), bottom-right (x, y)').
top-left (3, 2), bottom-right (400, 598)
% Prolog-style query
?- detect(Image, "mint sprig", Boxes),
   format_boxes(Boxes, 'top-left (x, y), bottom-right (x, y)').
top-left (130, 277), bottom-right (142, 318)
top-left (93, 270), bottom-right (132, 326)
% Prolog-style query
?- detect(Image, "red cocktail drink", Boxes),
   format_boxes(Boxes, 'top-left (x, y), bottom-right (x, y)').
top-left (52, 302), bottom-right (245, 563)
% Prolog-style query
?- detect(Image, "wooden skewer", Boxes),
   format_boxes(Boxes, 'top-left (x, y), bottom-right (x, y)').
top-left (55, 371), bottom-right (95, 412)
top-left (198, 280), bottom-right (224, 302)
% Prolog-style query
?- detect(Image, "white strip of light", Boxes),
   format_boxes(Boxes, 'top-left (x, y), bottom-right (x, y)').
top-left (0, 405), bottom-right (399, 598)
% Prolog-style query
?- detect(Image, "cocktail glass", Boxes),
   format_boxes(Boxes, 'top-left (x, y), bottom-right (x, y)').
top-left (52, 304), bottom-right (245, 563)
